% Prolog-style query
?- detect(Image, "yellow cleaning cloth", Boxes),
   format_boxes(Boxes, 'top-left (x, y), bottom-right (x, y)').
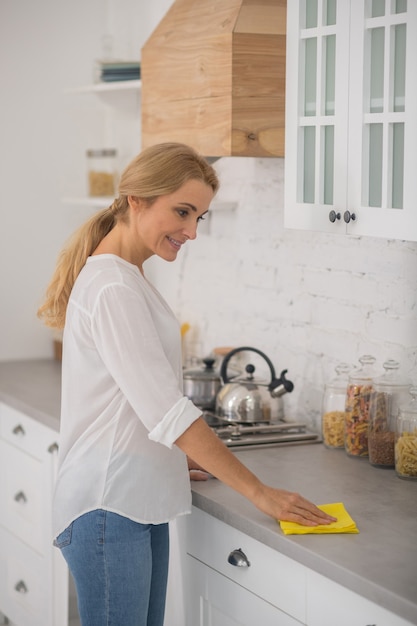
top-left (279, 502), bottom-right (359, 535)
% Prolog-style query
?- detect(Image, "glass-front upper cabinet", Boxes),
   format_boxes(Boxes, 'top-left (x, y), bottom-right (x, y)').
top-left (285, 0), bottom-right (417, 241)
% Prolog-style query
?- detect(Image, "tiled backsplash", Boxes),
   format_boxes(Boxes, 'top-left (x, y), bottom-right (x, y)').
top-left (148, 157), bottom-right (417, 430)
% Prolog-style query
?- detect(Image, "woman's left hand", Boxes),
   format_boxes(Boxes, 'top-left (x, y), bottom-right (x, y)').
top-left (187, 456), bottom-right (211, 481)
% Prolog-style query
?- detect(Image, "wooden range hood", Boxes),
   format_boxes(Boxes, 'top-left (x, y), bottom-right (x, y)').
top-left (141, 0), bottom-right (286, 158)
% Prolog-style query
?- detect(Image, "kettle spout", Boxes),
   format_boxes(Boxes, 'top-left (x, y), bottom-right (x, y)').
top-left (269, 370), bottom-right (294, 398)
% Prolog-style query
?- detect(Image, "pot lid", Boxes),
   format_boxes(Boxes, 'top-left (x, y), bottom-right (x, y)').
top-left (183, 357), bottom-right (220, 381)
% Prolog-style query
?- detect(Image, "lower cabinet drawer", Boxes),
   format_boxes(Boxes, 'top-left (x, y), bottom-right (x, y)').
top-left (0, 403), bottom-right (58, 460)
top-left (0, 525), bottom-right (52, 626)
top-left (185, 507), bottom-right (306, 623)
top-left (0, 439), bottom-right (47, 554)
top-left (186, 553), bottom-right (303, 626)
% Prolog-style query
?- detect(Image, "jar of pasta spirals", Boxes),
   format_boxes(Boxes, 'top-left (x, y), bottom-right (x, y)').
top-left (368, 360), bottom-right (411, 468)
top-left (395, 386), bottom-right (417, 480)
top-left (321, 363), bottom-right (351, 449)
top-left (344, 355), bottom-right (378, 457)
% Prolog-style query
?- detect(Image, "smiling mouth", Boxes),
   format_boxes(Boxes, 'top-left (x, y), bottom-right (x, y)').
top-left (167, 236), bottom-right (183, 250)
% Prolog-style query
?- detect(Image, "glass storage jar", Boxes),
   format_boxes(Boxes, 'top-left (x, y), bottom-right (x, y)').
top-left (395, 386), bottom-right (417, 480)
top-left (344, 355), bottom-right (378, 457)
top-left (321, 363), bottom-right (350, 448)
top-left (368, 360), bottom-right (411, 468)
top-left (87, 148), bottom-right (117, 197)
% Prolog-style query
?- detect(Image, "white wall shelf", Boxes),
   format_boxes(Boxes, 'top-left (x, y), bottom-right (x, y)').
top-left (62, 196), bottom-right (113, 208)
top-left (64, 79), bottom-right (141, 95)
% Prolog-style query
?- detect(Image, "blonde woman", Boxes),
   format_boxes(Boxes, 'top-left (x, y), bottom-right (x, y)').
top-left (38, 142), bottom-right (334, 626)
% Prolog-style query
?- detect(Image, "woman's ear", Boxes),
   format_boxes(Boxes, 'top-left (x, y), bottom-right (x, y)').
top-left (127, 195), bottom-right (145, 212)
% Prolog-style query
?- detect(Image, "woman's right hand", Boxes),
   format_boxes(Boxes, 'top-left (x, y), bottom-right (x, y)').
top-left (251, 484), bottom-right (336, 526)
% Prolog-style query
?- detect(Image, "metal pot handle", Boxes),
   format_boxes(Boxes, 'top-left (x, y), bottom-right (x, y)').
top-left (220, 346), bottom-right (277, 386)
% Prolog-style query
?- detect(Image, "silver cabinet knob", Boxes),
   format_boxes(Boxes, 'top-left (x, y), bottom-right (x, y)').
top-left (14, 491), bottom-right (27, 504)
top-left (228, 548), bottom-right (251, 567)
top-left (12, 424), bottom-right (25, 436)
top-left (48, 442), bottom-right (59, 454)
top-left (328, 210), bottom-right (341, 223)
top-left (14, 580), bottom-right (28, 594)
top-left (343, 210), bottom-right (356, 223)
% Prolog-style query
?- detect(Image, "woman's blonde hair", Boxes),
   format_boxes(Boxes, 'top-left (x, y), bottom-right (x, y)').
top-left (37, 142), bottom-right (219, 329)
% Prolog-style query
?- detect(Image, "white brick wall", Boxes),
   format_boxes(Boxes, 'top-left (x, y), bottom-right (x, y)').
top-left (147, 157), bottom-right (417, 430)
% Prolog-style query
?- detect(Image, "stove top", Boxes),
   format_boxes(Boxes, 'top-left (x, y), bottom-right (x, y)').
top-left (202, 412), bottom-right (321, 449)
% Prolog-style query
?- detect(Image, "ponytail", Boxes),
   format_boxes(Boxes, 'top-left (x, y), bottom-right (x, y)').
top-left (37, 202), bottom-right (123, 328)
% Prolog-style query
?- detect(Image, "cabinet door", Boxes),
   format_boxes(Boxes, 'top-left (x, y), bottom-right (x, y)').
top-left (347, 0), bottom-right (417, 240)
top-left (285, 0), bottom-right (351, 234)
top-left (285, 0), bottom-right (417, 241)
top-left (306, 569), bottom-right (414, 626)
top-left (185, 555), bottom-right (303, 626)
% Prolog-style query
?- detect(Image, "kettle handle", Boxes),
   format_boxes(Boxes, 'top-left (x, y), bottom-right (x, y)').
top-left (220, 346), bottom-right (277, 386)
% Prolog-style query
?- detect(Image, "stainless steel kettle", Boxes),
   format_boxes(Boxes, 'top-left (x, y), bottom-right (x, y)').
top-left (215, 346), bottom-right (294, 423)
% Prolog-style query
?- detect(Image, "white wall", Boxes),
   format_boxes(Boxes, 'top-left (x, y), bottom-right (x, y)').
top-left (0, 0), bottom-right (172, 359)
top-left (0, 0), bottom-right (416, 429)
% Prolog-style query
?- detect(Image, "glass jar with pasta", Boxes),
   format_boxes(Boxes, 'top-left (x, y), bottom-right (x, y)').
top-left (368, 360), bottom-right (411, 468)
top-left (344, 355), bottom-right (378, 458)
top-left (321, 363), bottom-right (350, 449)
top-left (87, 148), bottom-right (117, 197)
top-left (395, 386), bottom-right (417, 480)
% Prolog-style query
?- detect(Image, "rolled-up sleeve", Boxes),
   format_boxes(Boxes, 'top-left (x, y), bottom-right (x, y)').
top-left (148, 396), bottom-right (202, 448)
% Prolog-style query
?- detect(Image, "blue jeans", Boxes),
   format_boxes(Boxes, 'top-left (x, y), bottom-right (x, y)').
top-left (54, 510), bottom-right (169, 626)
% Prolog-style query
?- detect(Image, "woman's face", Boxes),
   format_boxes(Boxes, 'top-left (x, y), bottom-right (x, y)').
top-left (130, 179), bottom-right (214, 263)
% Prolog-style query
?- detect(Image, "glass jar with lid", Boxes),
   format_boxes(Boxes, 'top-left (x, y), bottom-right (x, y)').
top-left (321, 363), bottom-right (350, 449)
top-left (368, 360), bottom-right (411, 468)
top-left (344, 354), bottom-right (378, 457)
top-left (395, 386), bottom-right (417, 480)
top-left (87, 148), bottom-right (117, 197)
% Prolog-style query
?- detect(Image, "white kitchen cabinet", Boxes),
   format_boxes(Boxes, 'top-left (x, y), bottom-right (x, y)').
top-left (181, 507), bottom-right (306, 626)
top-left (181, 507), bottom-right (415, 626)
top-left (62, 79), bottom-right (142, 210)
top-left (0, 403), bottom-right (77, 626)
top-left (285, 0), bottom-right (417, 241)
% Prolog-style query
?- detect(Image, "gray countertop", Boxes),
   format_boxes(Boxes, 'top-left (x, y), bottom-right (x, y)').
top-left (1, 359), bottom-right (416, 624)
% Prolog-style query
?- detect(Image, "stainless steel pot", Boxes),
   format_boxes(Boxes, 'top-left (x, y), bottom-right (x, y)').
top-left (216, 346), bottom-right (294, 423)
top-left (183, 357), bottom-right (221, 410)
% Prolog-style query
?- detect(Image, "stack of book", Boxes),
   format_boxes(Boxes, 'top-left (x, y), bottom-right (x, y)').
top-left (99, 61), bottom-right (141, 82)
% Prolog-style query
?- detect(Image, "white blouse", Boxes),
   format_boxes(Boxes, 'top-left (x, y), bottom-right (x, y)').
top-left (53, 254), bottom-right (202, 537)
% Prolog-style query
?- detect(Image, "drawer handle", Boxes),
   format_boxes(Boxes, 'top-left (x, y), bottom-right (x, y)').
top-left (12, 424), bottom-right (25, 436)
top-left (48, 442), bottom-right (59, 454)
top-left (15, 580), bottom-right (28, 594)
top-left (228, 548), bottom-right (251, 567)
top-left (14, 490), bottom-right (27, 504)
